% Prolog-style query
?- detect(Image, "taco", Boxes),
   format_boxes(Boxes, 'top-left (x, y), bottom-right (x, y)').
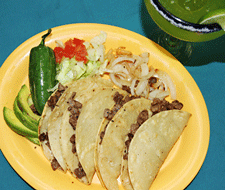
top-left (75, 87), bottom-right (130, 184)
top-left (95, 98), bottom-right (152, 190)
top-left (59, 86), bottom-right (117, 184)
top-left (126, 110), bottom-right (191, 190)
top-left (38, 83), bottom-right (68, 166)
top-left (38, 76), bottom-right (113, 173)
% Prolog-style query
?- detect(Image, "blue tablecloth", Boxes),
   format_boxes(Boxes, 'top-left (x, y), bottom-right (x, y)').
top-left (1, 0), bottom-right (225, 189)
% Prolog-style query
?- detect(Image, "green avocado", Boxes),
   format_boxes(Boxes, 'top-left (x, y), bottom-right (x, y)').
top-left (26, 136), bottom-right (40, 145)
top-left (13, 96), bottom-right (38, 132)
top-left (3, 107), bottom-right (38, 138)
top-left (16, 84), bottom-right (40, 124)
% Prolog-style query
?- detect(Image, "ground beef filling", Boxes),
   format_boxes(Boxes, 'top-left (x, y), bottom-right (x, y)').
top-left (103, 92), bottom-right (139, 120)
top-left (38, 132), bottom-right (51, 151)
top-left (51, 158), bottom-right (61, 171)
top-left (150, 98), bottom-right (183, 115)
top-left (99, 122), bottom-right (110, 145)
top-left (67, 92), bottom-right (82, 131)
top-left (67, 92), bottom-right (82, 153)
top-left (122, 85), bottom-right (131, 94)
top-left (30, 104), bottom-right (40, 116)
top-left (66, 92), bottom-right (86, 178)
top-left (70, 134), bottom-right (76, 154)
top-left (123, 110), bottom-right (149, 160)
top-left (39, 132), bottom-right (48, 142)
top-left (148, 76), bottom-right (158, 86)
top-left (100, 92), bottom-right (140, 144)
top-left (74, 162), bottom-right (86, 179)
top-left (38, 132), bottom-right (62, 171)
top-left (123, 98), bottom-right (184, 160)
top-left (47, 83), bottom-right (67, 111)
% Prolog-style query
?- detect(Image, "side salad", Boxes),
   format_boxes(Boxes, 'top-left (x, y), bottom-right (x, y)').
top-left (53, 31), bottom-right (107, 87)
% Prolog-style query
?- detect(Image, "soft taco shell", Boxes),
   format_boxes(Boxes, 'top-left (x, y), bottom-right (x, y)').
top-left (95, 98), bottom-right (152, 190)
top-left (75, 87), bottom-right (129, 184)
top-left (128, 110), bottom-right (191, 190)
top-left (47, 76), bottom-right (113, 172)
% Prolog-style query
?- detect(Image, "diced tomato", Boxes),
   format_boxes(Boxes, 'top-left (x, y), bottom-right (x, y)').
top-left (54, 47), bottom-right (64, 63)
top-left (72, 38), bottom-right (85, 46)
top-left (64, 39), bottom-right (74, 47)
top-left (64, 44), bottom-right (76, 59)
top-left (74, 44), bottom-right (88, 63)
top-left (53, 38), bottom-right (88, 64)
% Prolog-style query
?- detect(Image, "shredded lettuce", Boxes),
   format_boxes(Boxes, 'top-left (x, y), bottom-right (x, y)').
top-left (82, 61), bottom-right (101, 78)
top-left (86, 31), bottom-right (107, 63)
top-left (56, 57), bottom-right (86, 85)
top-left (90, 31), bottom-right (107, 45)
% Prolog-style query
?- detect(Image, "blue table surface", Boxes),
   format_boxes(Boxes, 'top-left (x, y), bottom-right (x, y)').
top-left (1, 0), bottom-right (225, 189)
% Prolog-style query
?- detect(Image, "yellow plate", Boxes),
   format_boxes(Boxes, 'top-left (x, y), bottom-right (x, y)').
top-left (0, 23), bottom-right (209, 190)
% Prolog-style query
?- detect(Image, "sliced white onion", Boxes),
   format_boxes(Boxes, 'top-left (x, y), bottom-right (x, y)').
top-left (115, 72), bottom-right (128, 80)
top-left (114, 76), bottom-right (132, 87)
top-left (130, 79), bottom-right (137, 95)
top-left (109, 74), bottom-right (122, 88)
top-left (133, 55), bottom-right (142, 68)
top-left (156, 90), bottom-right (170, 99)
top-left (142, 84), bottom-right (150, 98)
top-left (102, 68), bottom-right (114, 73)
top-left (148, 89), bottom-right (169, 100)
top-left (140, 53), bottom-right (149, 65)
top-left (117, 74), bottom-right (132, 82)
top-left (112, 64), bottom-right (129, 75)
top-left (156, 70), bottom-right (177, 99)
top-left (110, 57), bottom-right (135, 67)
top-left (151, 80), bottom-right (161, 89)
top-left (103, 48), bottom-right (177, 100)
top-left (136, 80), bottom-right (148, 96)
top-left (140, 63), bottom-right (149, 77)
top-left (142, 68), bottom-right (155, 80)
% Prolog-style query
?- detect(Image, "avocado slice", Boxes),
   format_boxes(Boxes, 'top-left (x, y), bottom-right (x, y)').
top-left (27, 94), bottom-right (34, 107)
top-left (3, 107), bottom-right (38, 138)
top-left (26, 136), bottom-right (40, 145)
top-left (16, 85), bottom-right (40, 123)
top-left (13, 96), bottom-right (38, 132)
